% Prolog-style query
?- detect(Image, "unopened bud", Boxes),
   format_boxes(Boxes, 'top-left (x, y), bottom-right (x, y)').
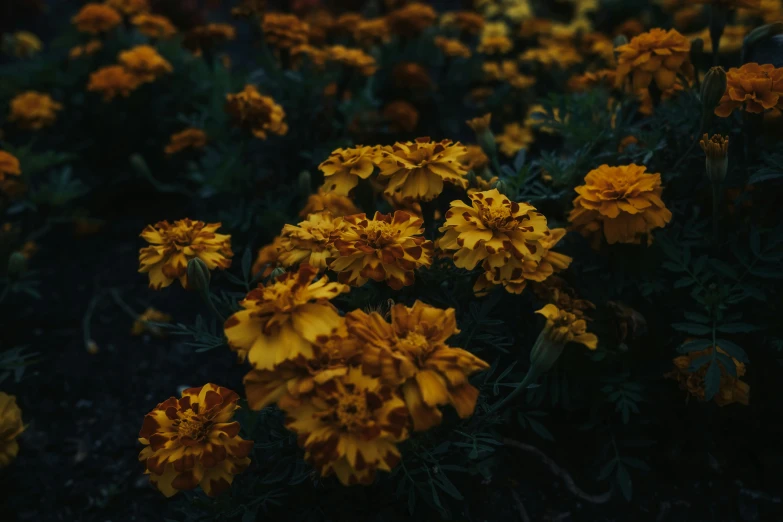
top-left (186, 257), bottom-right (211, 292)
top-left (701, 67), bottom-right (727, 124)
top-left (699, 133), bottom-right (729, 184)
top-left (466, 114), bottom-right (497, 159)
top-left (7, 251), bottom-right (26, 279)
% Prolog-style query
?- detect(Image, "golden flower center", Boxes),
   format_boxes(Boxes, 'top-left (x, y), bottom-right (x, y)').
top-left (405, 148), bottom-right (434, 166)
top-left (176, 413), bottom-right (210, 441)
top-left (363, 221), bottom-right (398, 247)
top-left (334, 393), bottom-right (369, 433)
top-left (396, 331), bottom-right (430, 358)
top-left (479, 205), bottom-right (514, 230)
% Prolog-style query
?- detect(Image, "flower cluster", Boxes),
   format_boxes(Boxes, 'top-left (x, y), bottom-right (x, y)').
top-left (225, 85), bottom-right (288, 140)
top-left (88, 45), bottom-right (172, 101)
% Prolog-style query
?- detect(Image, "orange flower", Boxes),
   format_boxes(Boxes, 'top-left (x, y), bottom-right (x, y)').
top-left (278, 212), bottom-right (345, 271)
top-left (382, 100), bottom-right (420, 133)
top-left (520, 43), bottom-right (582, 68)
top-left (262, 13), bottom-right (309, 50)
top-left (568, 69), bottom-right (616, 91)
top-left (251, 236), bottom-right (285, 278)
top-left (392, 62), bottom-right (433, 90)
top-left (131, 307), bottom-right (172, 336)
top-left (164, 128), bottom-right (207, 155)
top-left (461, 145), bottom-right (490, 173)
top-left (354, 18), bottom-right (390, 47)
top-left (299, 188), bottom-right (360, 218)
top-left (185, 24), bottom-right (236, 52)
top-left (118, 45), bottom-right (173, 83)
top-left (434, 36), bottom-right (472, 58)
top-left (714, 63), bottom-right (783, 117)
top-left (105, 0), bottom-right (149, 16)
top-left (441, 11), bottom-right (485, 34)
top-left (88, 65), bottom-right (141, 101)
top-left (0, 151), bottom-right (21, 182)
top-left (8, 91), bottom-right (62, 130)
top-left (387, 2), bottom-right (437, 37)
top-left (692, 0), bottom-right (760, 7)
top-left (319, 146), bottom-right (378, 196)
top-left (614, 28), bottom-right (692, 91)
top-left (72, 4), bottom-right (122, 34)
top-left (291, 45), bottom-right (327, 69)
top-left (69, 40), bottom-right (103, 59)
top-left (478, 35), bottom-right (513, 55)
top-left (0, 392), bottom-right (25, 468)
top-left (225, 85), bottom-right (288, 140)
top-left (131, 13), bottom-right (177, 39)
top-left (495, 123), bottom-right (533, 157)
top-left (325, 45), bottom-right (378, 76)
top-left (138, 384), bottom-right (253, 497)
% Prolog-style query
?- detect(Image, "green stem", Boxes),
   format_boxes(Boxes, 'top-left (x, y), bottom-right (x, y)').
top-left (490, 365), bottom-right (541, 413)
top-left (711, 181), bottom-right (721, 247)
top-left (199, 288), bottom-right (226, 323)
top-left (110, 289), bottom-right (140, 320)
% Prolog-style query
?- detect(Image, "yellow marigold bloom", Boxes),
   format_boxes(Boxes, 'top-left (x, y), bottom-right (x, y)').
top-left (520, 43), bottom-right (582, 68)
top-left (72, 4), bottom-right (122, 34)
top-left (495, 123), bottom-right (533, 157)
top-left (225, 85), bottom-right (288, 140)
top-left (536, 304), bottom-right (598, 349)
top-left (8, 91), bottom-right (63, 130)
top-left (278, 212), bottom-right (344, 271)
top-left (118, 45), bottom-right (173, 83)
top-left (5, 31), bottom-right (42, 58)
top-left (331, 211), bottom-right (433, 289)
top-left (376, 138), bottom-right (469, 201)
top-left (466, 113), bottom-right (492, 133)
top-left (69, 39), bottom-right (103, 59)
top-left (138, 219), bottom-right (233, 290)
top-left (262, 12), bottom-right (309, 50)
top-left (354, 18), bottom-right (390, 47)
top-left (87, 65), bottom-right (141, 101)
top-left (614, 28), bottom-right (692, 91)
top-left (0, 151), bottom-right (21, 182)
top-left (105, 0), bottom-right (149, 16)
top-left (0, 392), bottom-right (25, 468)
top-left (325, 45), bottom-right (378, 76)
top-left (666, 345), bottom-right (750, 406)
top-left (714, 63), bottom-right (783, 117)
top-left (434, 36), bottom-right (471, 58)
top-left (461, 145), bottom-right (490, 173)
top-left (387, 2), bottom-right (437, 37)
top-left (382, 100), bottom-right (420, 133)
top-left (441, 11), bottom-right (485, 34)
top-left (319, 146), bottom-right (378, 196)
top-left (232, 0), bottom-right (267, 19)
top-left (164, 128), bottom-right (207, 155)
top-left (568, 69), bottom-right (616, 91)
top-left (437, 188), bottom-right (549, 270)
top-left (569, 164), bottom-right (672, 245)
top-left (393, 62), bottom-right (433, 91)
top-left (251, 236), bottom-right (284, 278)
top-left (138, 384), bottom-right (253, 497)
top-left (300, 188), bottom-right (360, 218)
top-left (478, 35), bottom-right (513, 55)
top-left (347, 301), bottom-right (489, 431)
top-left (291, 45), bottom-right (327, 69)
top-left (525, 105), bottom-right (565, 134)
top-left (282, 366), bottom-right (408, 485)
top-left (131, 307), bottom-right (172, 336)
top-left (132, 14), bottom-right (177, 39)
top-left (224, 264), bottom-right (349, 369)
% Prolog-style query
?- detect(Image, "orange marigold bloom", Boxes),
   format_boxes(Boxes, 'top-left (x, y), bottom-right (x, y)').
top-left (461, 145), bottom-right (490, 173)
top-left (568, 69), bottom-right (616, 91)
top-left (8, 91), bottom-right (62, 130)
top-left (495, 123), bottom-right (533, 157)
top-left (614, 28), bottom-right (692, 91)
top-left (88, 65), bottom-right (141, 101)
top-left (714, 63), bottom-right (783, 117)
top-left (569, 164), bottom-right (672, 245)
top-left (478, 35), bottom-right (513, 55)
top-left (138, 384), bottom-right (253, 497)
top-left (262, 12), bottom-right (309, 50)
top-left (105, 0), bottom-right (149, 16)
top-left (441, 11), bottom-right (485, 34)
top-left (138, 219), bottom-right (233, 290)
top-left (0, 151), bottom-right (21, 182)
top-left (299, 188), bottom-right (360, 218)
top-left (251, 236), bottom-right (284, 278)
top-left (69, 39), bottom-right (103, 59)
top-left (346, 301), bottom-right (489, 431)
top-left (282, 366), bottom-right (409, 485)
top-left (666, 345), bottom-right (750, 406)
top-left (131, 307), bottom-right (172, 337)
top-left (520, 42), bottom-right (582, 68)
top-left (319, 146), bottom-right (378, 196)
top-left (118, 45), bottom-right (173, 83)
top-left (393, 62), bottom-right (434, 90)
top-left (0, 392), bottom-right (25, 468)
top-left (224, 264), bottom-right (349, 369)
top-left (325, 45), bottom-right (378, 76)
top-left (382, 100), bottom-right (420, 133)
top-left (434, 36), bottom-right (472, 58)
top-left (164, 128), bottom-right (207, 155)
top-left (131, 14), bottom-right (177, 39)
top-left (387, 2), bottom-right (437, 37)
top-left (376, 138), bottom-right (469, 201)
top-left (4, 31), bottom-right (42, 58)
top-left (353, 18), bottom-right (389, 47)
top-left (535, 303), bottom-right (598, 349)
top-left (291, 45), bottom-right (327, 69)
top-left (225, 85), bottom-right (288, 140)
top-left (185, 24), bottom-right (237, 52)
top-left (72, 4), bottom-right (122, 33)
top-left (278, 212), bottom-right (344, 271)
top-left (331, 211), bottom-right (433, 289)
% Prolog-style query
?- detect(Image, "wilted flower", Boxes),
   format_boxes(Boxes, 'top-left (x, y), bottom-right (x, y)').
top-left (569, 164), bottom-right (672, 245)
top-left (714, 63), bottom-right (783, 117)
top-left (105, 0), bottom-right (149, 16)
top-left (495, 123), bottom-right (533, 157)
top-left (8, 91), bottom-right (62, 130)
top-left (138, 219), bottom-right (233, 290)
top-left (225, 85), bottom-right (288, 140)
top-left (0, 151), bottom-right (21, 182)
top-left (299, 188), bottom-right (360, 218)
top-left (382, 101), bottom-right (420, 133)
top-left (69, 40), bottom-right (103, 59)
top-left (4, 31), bottom-right (42, 58)
top-left (278, 212), bottom-right (344, 271)
top-left (325, 46), bottom-right (378, 76)
top-left (164, 128), bottom-right (207, 155)
top-left (347, 301), bottom-right (489, 431)
top-left (72, 4), bottom-right (122, 33)
top-left (666, 345), bottom-right (750, 406)
top-left (118, 45), bottom-right (173, 83)
top-left (614, 28), bottom-right (692, 91)
top-left (262, 13), bottom-right (309, 50)
top-left (700, 134), bottom-right (729, 184)
top-left (0, 392), bottom-right (25, 468)
top-left (131, 307), bottom-right (172, 336)
top-left (331, 211), bottom-right (433, 289)
top-left (251, 236), bottom-right (284, 278)
top-left (131, 14), bottom-right (177, 39)
top-left (319, 146), bottom-right (378, 196)
top-left (138, 384), bottom-right (253, 497)
top-left (224, 264), bottom-right (349, 369)
top-left (434, 36), bottom-right (472, 58)
top-left (387, 2), bottom-right (437, 37)
top-left (88, 66), bottom-right (141, 101)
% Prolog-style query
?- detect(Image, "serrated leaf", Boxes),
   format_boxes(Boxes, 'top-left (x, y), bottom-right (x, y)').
top-left (704, 361), bottom-right (721, 401)
top-left (672, 322), bottom-right (711, 335)
top-left (679, 339), bottom-right (714, 353)
top-left (616, 464), bottom-right (633, 501)
top-left (688, 354), bottom-right (712, 372)
top-left (715, 338), bottom-right (749, 363)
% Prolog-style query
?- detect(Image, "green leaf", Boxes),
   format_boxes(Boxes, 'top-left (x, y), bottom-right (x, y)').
top-left (598, 459), bottom-right (617, 480)
top-left (679, 339), bottom-right (714, 353)
top-left (674, 277), bottom-right (694, 288)
top-left (711, 259), bottom-right (739, 279)
top-left (526, 417), bottom-right (554, 441)
top-left (704, 361), bottom-right (721, 401)
top-left (683, 311), bottom-right (710, 324)
top-left (672, 323), bottom-right (711, 335)
top-left (717, 323), bottom-right (760, 333)
top-left (616, 464), bottom-right (633, 501)
top-left (434, 473), bottom-right (463, 500)
top-left (621, 457), bottom-right (650, 471)
top-left (717, 354), bottom-right (738, 377)
top-left (688, 354), bottom-right (712, 372)
top-left (748, 169), bottom-right (783, 184)
top-left (715, 338), bottom-right (749, 363)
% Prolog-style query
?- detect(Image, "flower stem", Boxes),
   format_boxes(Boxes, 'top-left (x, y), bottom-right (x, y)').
top-left (490, 365), bottom-right (540, 413)
top-left (199, 288), bottom-right (226, 323)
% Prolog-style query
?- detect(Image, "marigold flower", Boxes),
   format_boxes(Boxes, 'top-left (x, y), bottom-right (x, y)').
top-left (714, 63), bottom-right (783, 117)
top-left (88, 65), bottom-right (141, 101)
top-left (232, 0), bottom-right (267, 19)
top-left (319, 146), bottom-right (378, 196)
top-left (382, 101), bottom-right (420, 133)
top-left (224, 264), bottom-right (349, 369)
top-left (437, 188), bottom-right (549, 271)
top-left (69, 40), bottom-right (103, 59)
top-left (138, 384), bottom-right (253, 497)
top-left (536, 304), bottom-right (598, 349)
top-left (132, 14), bottom-right (177, 39)
top-left (251, 236), bottom-right (284, 278)
top-left (614, 28), bottom-right (692, 91)
top-left (387, 2), bottom-right (437, 37)
top-left (520, 43), bottom-right (582, 68)
top-left (461, 145), bottom-right (490, 173)
top-left (225, 85), bottom-right (288, 140)
top-left (164, 128), bottom-right (207, 155)
top-left (325, 45), bottom-right (378, 76)
top-left (72, 4), bottom-right (122, 34)
top-left (441, 11), bottom-right (485, 34)
top-left (392, 62), bottom-right (433, 91)
top-left (331, 211), bottom-right (433, 289)
top-left (347, 301), bottom-right (489, 431)
top-left (138, 219), bottom-right (233, 290)
top-left (118, 45), bottom-right (173, 83)
top-left (8, 91), bottom-right (62, 130)
top-left (0, 392), bottom-right (24, 468)
top-left (569, 164), bottom-right (672, 245)
top-left (105, 0), bottom-right (149, 16)
top-left (568, 69), bottom-right (616, 91)
top-left (185, 24), bottom-right (237, 52)
top-left (376, 138), bottom-right (468, 201)
top-left (692, 0), bottom-right (760, 7)
top-left (278, 212), bottom-right (344, 271)
top-left (4, 31), bottom-right (42, 58)
top-left (665, 345), bottom-right (750, 406)
top-left (291, 45), bottom-right (327, 69)
top-left (0, 151), bottom-right (21, 182)
top-left (300, 188), bottom-right (360, 218)
top-left (262, 13), bottom-right (309, 50)
top-left (434, 36), bottom-right (472, 58)
top-left (495, 123), bottom-right (533, 157)
top-left (131, 307), bottom-right (172, 336)
top-left (304, 9), bottom-right (335, 44)
top-left (478, 35), bottom-right (513, 55)
top-left (282, 366), bottom-right (408, 485)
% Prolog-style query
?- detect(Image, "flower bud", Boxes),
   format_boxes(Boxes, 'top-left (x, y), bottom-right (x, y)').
top-left (186, 257), bottom-right (211, 292)
top-left (7, 251), bottom-right (26, 279)
top-left (690, 37), bottom-right (704, 62)
top-left (700, 66), bottom-right (727, 123)
top-left (466, 114), bottom-right (497, 159)
top-left (699, 133), bottom-right (729, 185)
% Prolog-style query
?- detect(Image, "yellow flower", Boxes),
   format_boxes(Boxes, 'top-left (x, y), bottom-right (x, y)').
top-left (164, 128), bottom-right (208, 155)
top-left (354, 18), bottom-right (390, 47)
top-left (461, 145), bottom-right (490, 173)
top-left (714, 63), bottom-right (783, 117)
top-left (138, 384), bottom-right (253, 497)
top-left (569, 164), bottom-right (672, 245)
top-left (318, 146), bottom-right (378, 196)
top-left (105, 0), bottom-right (149, 16)
top-left (478, 35), bottom-right (513, 55)
top-left (376, 138), bottom-right (469, 201)
top-left (5, 31), bottom-right (42, 58)
top-left (131, 307), bottom-right (172, 336)
top-left (251, 236), bottom-right (284, 278)
top-left (434, 36), bottom-right (472, 58)
top-left (118, 45), bottom-right (173, 83)
top-left (693, 0), bottom-right (760, 7)
top-left (131, 13), bottom-right (177, 39)
top-left (225, 85), bottom-right (288, 140)
top-left (520, 43), bottom-right (582, 68)
top-left (262, 12), bottom-right (309, 50)
top-left (441, 11), bottom-right (485, 34)
top-left (387, 2), bottom-right (437, 37)
top-left (8, 91), bottom-right (63, 130)
top-left (666, 345), bottom-right (750, 406)
top-left (299, 188), bottom-right (360, 218)
top-left (347, 301), bottom-right (489, 431)
top-left (224, 264), bottom-right (349, 369)
top-left (536, 304), bottom-right (598, 349)
top-left (689, 25), bottom-right (748, 54)
top-left (392, 62), bottom-right (434, 90)
top-left (0, 151), bottom-right (21, 182)
top-left (466, 113), bottom-right (492, 133)
top-left (495, 123), bottom-right (533, 157)
top-left (0, 392), bottom-right (25, 468)
top-left (437, 188), bottom-right (549, 271)
top-left (525, 105), bottom-right (565, 134)
top-left (278, 212), bottom-right (345, 271)
top-left (331, 211), bottom-right (433, 289)
top-left (282, 366), bottom-right (409, 485)
top-left (382, 100), bottom-right (420, 133)
top-left (87, 65), bottom-right (141, 101)
top-left (614, 28), bottom-right (692, 91)
top-left (568, 69), bottom-right (616, 91)
top-left (69, 39), bottom-right (103, 59)
top-left (325, 45), bottom-right (378, 76)
top-left (72, 4), bottom-right (122, 34)
top-left (138, 219), bottom-right (233, 290)
top-left (291, 45), bottom-right (327, 69)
